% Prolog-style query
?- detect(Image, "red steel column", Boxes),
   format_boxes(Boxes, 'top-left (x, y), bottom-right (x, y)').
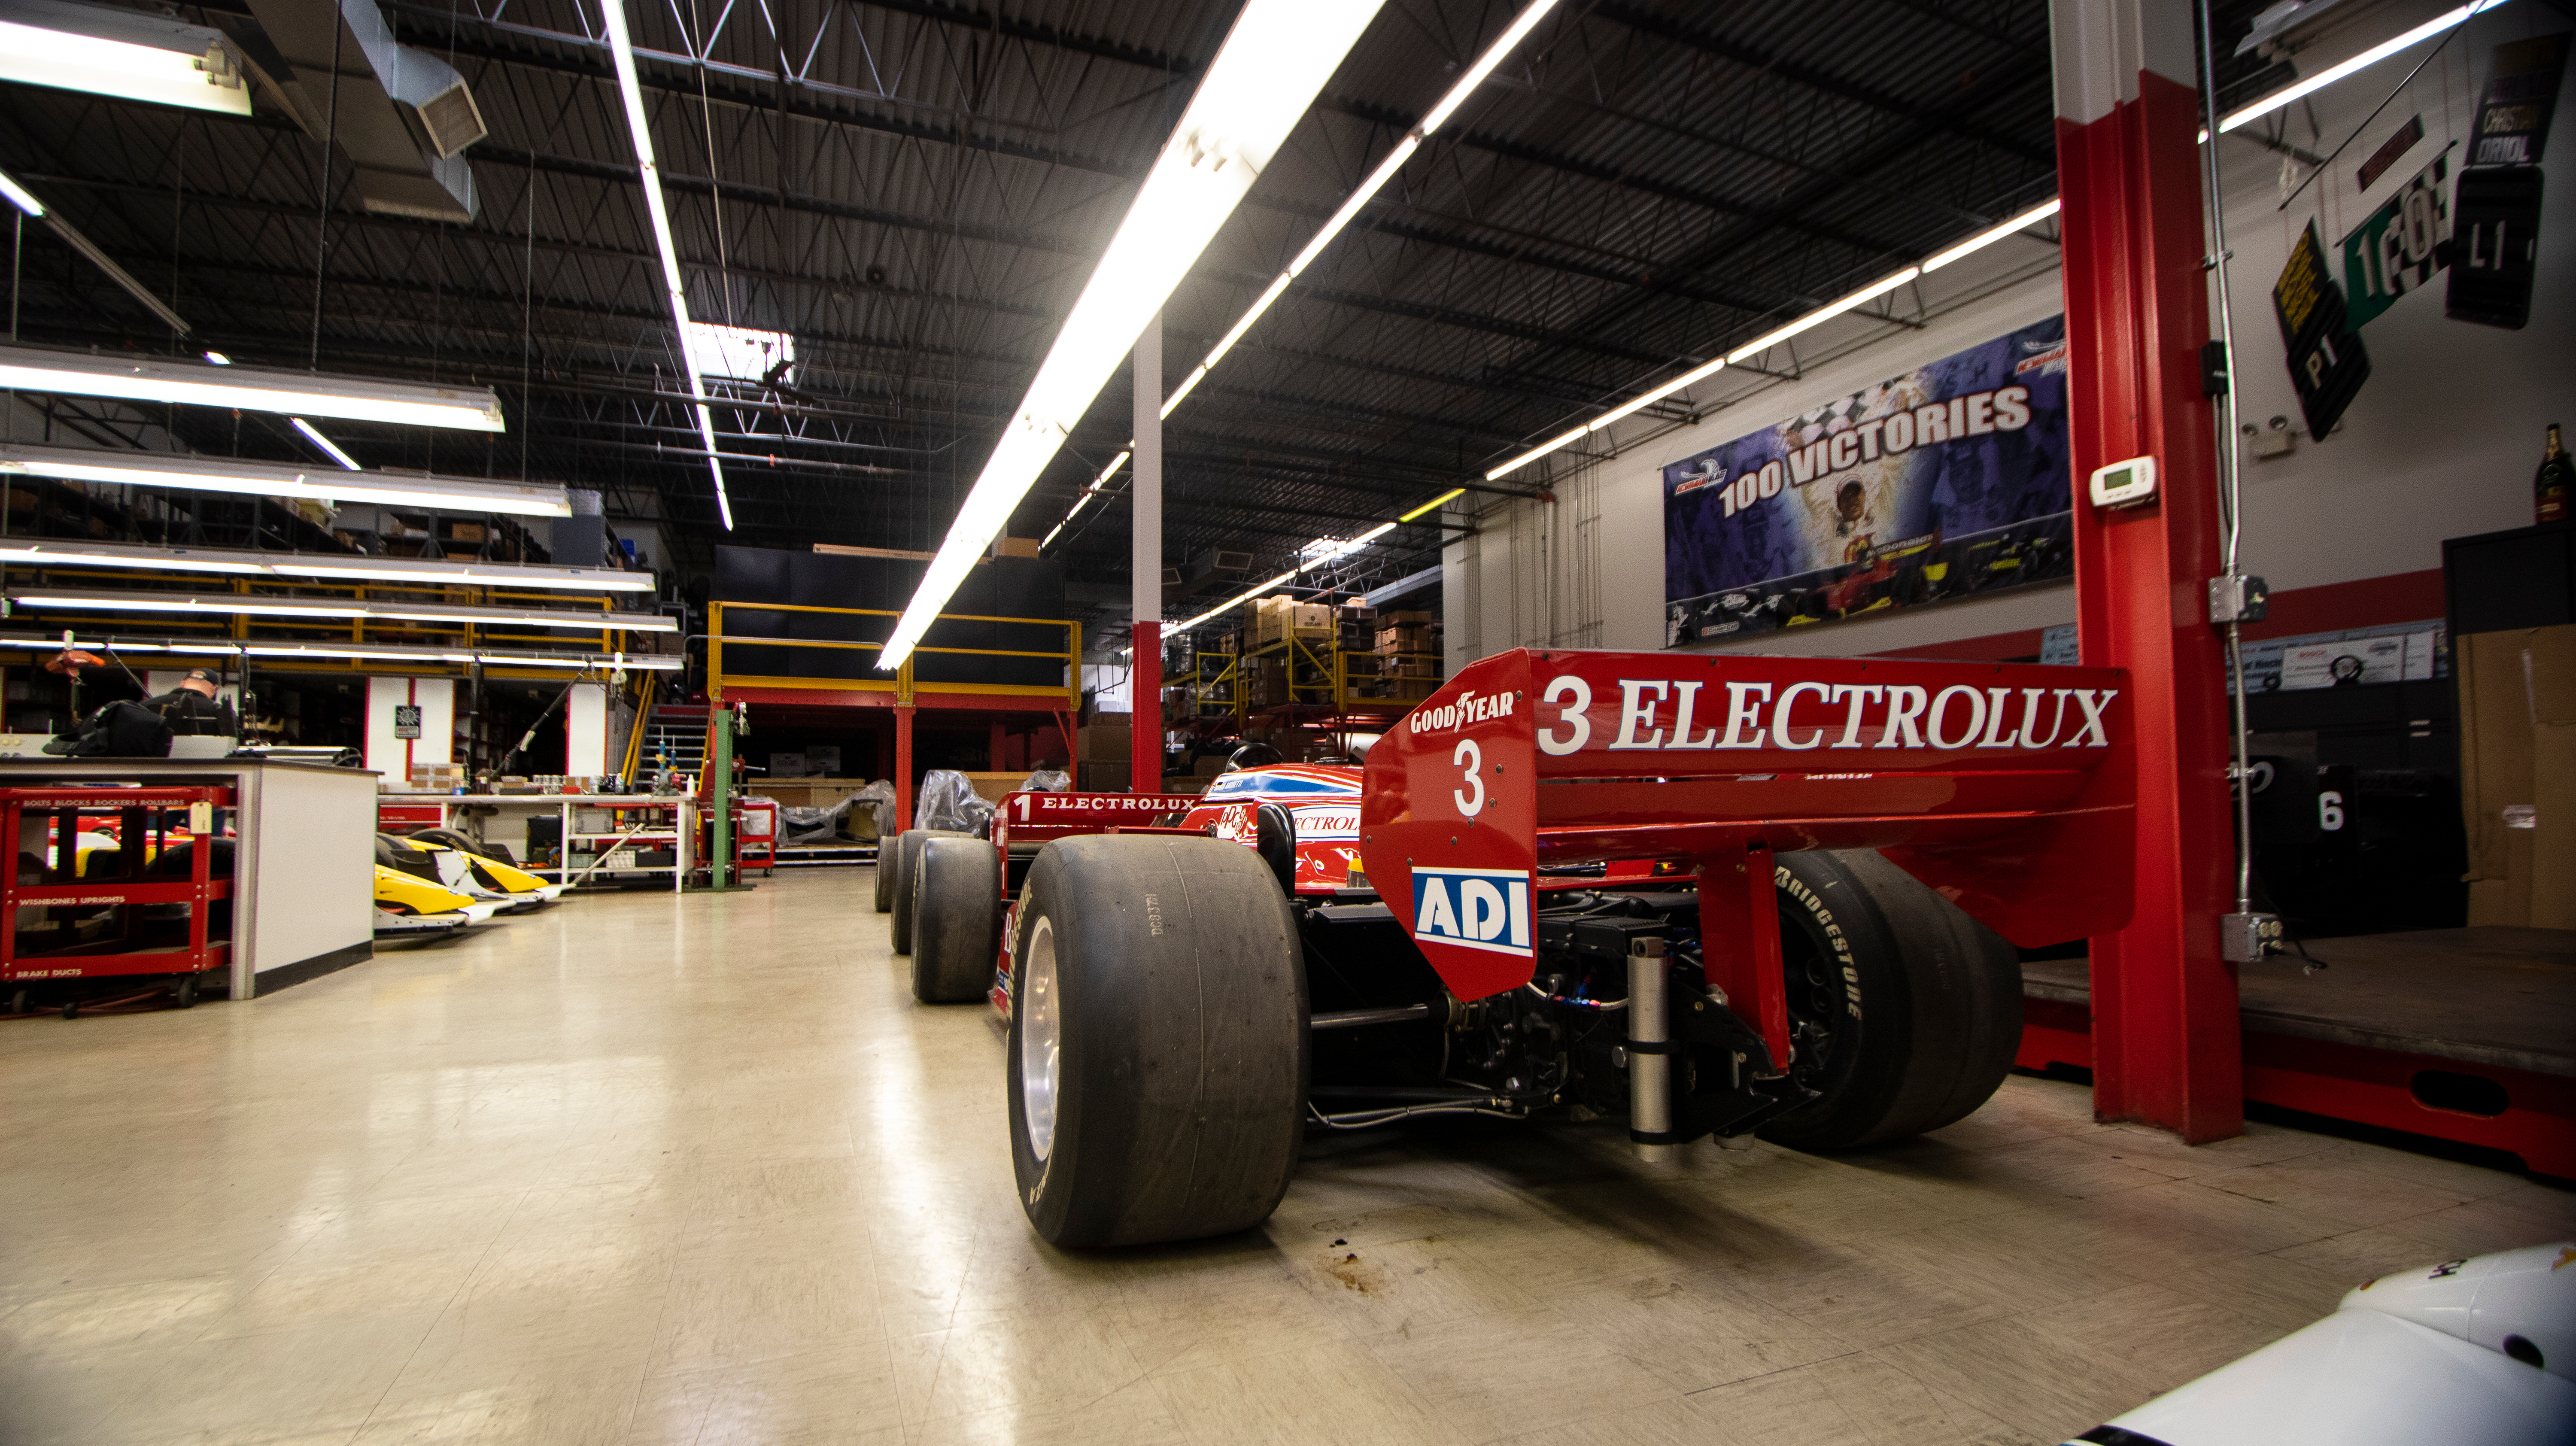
top-left (2053, 0), bottom-right (2241, 1140)
top-left (894, 703), bottom-right (916, 832)
top-left (1131, 312), bottom-right (1163, 794)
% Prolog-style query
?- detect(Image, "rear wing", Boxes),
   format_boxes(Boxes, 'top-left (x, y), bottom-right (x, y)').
top-left (1358, 647), bottom-right (2134, 1025)
top-left (992, 790), bottom-right (1207, 848)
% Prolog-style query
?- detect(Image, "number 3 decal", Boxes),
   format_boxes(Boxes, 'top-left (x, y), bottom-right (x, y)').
top-left (1453, 738), bottom-right (1484, 817)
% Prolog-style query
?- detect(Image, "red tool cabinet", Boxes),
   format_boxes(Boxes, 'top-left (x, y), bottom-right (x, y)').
top-left (3, 785), bottom-right (236, 1000)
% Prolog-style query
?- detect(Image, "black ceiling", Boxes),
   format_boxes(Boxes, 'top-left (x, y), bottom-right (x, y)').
top-left (2, 0), bottom-right (2263, 608)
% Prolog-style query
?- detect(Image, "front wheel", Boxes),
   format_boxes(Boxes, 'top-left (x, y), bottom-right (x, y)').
top-left (1008, 835), bottom-right (1307, 1248)
top-left (1754, 848), bottom-right (2023, 1151)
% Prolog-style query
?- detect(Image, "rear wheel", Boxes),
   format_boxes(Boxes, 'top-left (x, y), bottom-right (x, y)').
top-left (1009, 835), bottom-right (1307, 1248)
top-left (1754, 849), bottom-right (2023, 1151)
top-left (887, 829), bottom-right (966, 955)
top-left (912, 838), bottom-right (1002, 1003)
top-left (873, 839), bottom-right (897, 913)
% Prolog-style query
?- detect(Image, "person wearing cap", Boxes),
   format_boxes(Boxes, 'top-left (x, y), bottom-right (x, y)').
top-left (142, 669), bottom-right (238, 737)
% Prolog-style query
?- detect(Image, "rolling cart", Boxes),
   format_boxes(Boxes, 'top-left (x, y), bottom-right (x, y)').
top-left (3, 785), bottom-right (235, 1016)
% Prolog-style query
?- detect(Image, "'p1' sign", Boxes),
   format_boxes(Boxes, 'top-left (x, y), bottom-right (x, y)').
top-left (1411, 867), bottom-right (1532, 957)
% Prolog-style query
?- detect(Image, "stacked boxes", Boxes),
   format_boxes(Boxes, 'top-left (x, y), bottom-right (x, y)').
top-left (404, 763), bottom-right (466, 792)
top-left (1376, 611), bottom-right (1441, 677)
top-left (1251, 595), bottom-right (1335, 648)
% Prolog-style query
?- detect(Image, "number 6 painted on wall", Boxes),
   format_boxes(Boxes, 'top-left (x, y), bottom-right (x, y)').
top-left (1453, 738), bottom-right (1485, 817)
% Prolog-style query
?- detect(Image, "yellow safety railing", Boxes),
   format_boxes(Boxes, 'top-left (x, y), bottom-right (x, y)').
top-left (708, 601), bottom-right (1079, 709)
top-left (0, 564), bottom-right (662, 679)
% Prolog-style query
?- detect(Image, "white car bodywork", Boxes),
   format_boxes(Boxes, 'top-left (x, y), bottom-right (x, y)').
top-left (2069, 1242), bottom-right (2575, 1446)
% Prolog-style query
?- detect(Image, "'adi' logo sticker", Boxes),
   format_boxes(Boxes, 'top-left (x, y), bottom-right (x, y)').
top-left (1411, 867), bottom-right (1532, 957)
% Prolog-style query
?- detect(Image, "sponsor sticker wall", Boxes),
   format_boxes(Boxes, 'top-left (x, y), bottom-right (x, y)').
top-left (1663, 315), bottom-right (2075, 647)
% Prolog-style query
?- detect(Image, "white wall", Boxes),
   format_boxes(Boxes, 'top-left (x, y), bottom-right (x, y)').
top-left (565, 682), bottom-right (609, 776)
top-left (363, 676), bottom-right (455, 778)
top-left (1448, 4), bottom-right (2569, 666)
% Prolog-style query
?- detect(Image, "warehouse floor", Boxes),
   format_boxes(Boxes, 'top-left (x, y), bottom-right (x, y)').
top-left (2, 872), bottom-right (2569, 1446)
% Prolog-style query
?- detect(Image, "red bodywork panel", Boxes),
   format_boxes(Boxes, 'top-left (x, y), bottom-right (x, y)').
top-left (1357, 649), bottom-right (2136, 1055)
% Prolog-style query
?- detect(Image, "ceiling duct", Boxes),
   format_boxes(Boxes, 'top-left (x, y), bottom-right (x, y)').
top-left (1166, 546), bottom-right (1255, 600)
top-left (226, 0), bottom-right (485, 222)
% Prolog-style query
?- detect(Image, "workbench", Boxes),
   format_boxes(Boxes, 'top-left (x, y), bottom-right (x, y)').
top-left (0, 759), bottom-right (376, 999)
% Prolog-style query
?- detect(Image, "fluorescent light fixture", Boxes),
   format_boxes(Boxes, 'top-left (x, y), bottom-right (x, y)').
top-left (2219, 2), bottom-right (2499, 134)
top-left (0, 171), bottom-right (44, 218)
top-left (289, 419), bottom-right (362, 471)
top-left (11, 588), bottom-right (677, 631)
top-left (1482, 193), bottom-right (2066, 483)
top-left (1726, 267), bottom-right (1920, 364)
top-left (1417, 0), bottom-right (1561, 133)
top-left (0, 538), bottom-right (654, 591)
top-left (1038, 449), bottom-right (1132, 549)
top-left (878, 0), bottom-right (1387, 670)
top-left (202, 350), bottom-right (229, 365)
top-left (1170, 522), bottom-right (1396, 637)
top-left (1153, 0), bottom-right (1558, 427)
top-left (0, 167), bottom-right (191, 335)
top-left (599, 0), bottom-right (733, 530)
top-left (1921, 199), bottom-right (2062, 272)
top-left (1486, 424), bottom-right (1589, 482)
top-left (1398, 487), bottom-right (1464, 522)
top-left (0, 632), bottom-right (683, 670)
top-left (0, 445), bottom-right (570, 516)
top-left (0, 344), bottom-right (504, 430)
top-left (1176, 568), bottom-right (1299, 632)
top-left (0, 0), bottom-right (251, 117)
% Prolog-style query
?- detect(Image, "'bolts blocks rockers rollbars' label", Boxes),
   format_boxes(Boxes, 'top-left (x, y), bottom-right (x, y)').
top-left (1358, 648), bottom-right (2138, 1003)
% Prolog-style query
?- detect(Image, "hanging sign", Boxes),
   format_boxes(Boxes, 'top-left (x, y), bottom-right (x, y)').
top-left (1663, 316), bottom-right (2072, 646)
top-left (2445, 165), bottom-right (2545, 330)
top-left (2272, 221), bottom-right (2371, 441)
top-left (2339, 152), bottom-right (2451, 328)
top-left (393, 704), bottom-right (422, 740)
top-left (2469, 32), bottom-right (2568, 167)
top-left (2355, 114), bottom-right (2425, 191)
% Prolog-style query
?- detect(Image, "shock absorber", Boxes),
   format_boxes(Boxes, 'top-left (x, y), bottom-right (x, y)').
top-left (1627, 935), bottom-right (1674, 1163)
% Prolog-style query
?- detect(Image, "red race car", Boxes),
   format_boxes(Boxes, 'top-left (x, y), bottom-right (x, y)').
top-left (885, 647), bottom-right (2134, 1249)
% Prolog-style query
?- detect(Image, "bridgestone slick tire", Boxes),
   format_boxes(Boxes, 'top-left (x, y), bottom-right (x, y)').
top-left (1756, 848), bottom-right (2023, 1151)
top-left (912, 837), bottom-right (1002, 1003)
top-left (1008, 835), bottom-right (1306, 1249)
top-left (888, 828), bottom-right (969, 955)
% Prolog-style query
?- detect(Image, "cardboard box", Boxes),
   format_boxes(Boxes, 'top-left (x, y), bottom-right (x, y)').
top-left (1076, 724), bottom-right (1131, 762)
top-left (994, 536), bottom-right (1042, 558)
top-left (1193, 754), bottom-right (1230, 777)
top-left (960, 771), bottom-right (1030, 803)
top-left (1379, 610), bottom-right (1436, 626)
top-left (449, 522), bottom-right (487, 543)
top-left (769, 751), bottom-right (811, 778)
top-left (1160, 776), bottom-right (1211, 795)
top-left (1077, 760), bottom-right (1131, 792)
top-left (2456, 625), bottom-right (2576, 927)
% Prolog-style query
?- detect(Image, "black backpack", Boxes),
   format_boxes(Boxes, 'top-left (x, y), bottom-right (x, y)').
top-left (48, 700), bottom-right (176, 757)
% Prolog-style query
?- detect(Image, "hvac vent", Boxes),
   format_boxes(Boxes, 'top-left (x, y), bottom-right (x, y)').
top-left (1212, 549), bottom-right (1253, 575)
top-left (413, 80), bottom-right (486, 158)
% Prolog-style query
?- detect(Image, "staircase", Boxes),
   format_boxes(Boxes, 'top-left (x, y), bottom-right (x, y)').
top-left (634, 703), bottom-right (709, 780)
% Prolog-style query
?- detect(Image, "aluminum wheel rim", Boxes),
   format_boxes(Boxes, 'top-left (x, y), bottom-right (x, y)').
top-left (1020, 915), bottom-right (1061, 1163)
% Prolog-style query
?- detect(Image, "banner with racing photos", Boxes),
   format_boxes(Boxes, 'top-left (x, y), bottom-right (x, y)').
top-left (1664, 314), bottom-right (2075, 647)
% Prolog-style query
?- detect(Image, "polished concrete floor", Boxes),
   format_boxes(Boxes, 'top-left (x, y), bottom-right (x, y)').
top-left (3, 870), bottom-right (2570, 1446)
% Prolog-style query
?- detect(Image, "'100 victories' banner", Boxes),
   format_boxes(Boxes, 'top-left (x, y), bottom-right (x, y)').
top-left (1665, 316), bottom-right (2075, 645)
